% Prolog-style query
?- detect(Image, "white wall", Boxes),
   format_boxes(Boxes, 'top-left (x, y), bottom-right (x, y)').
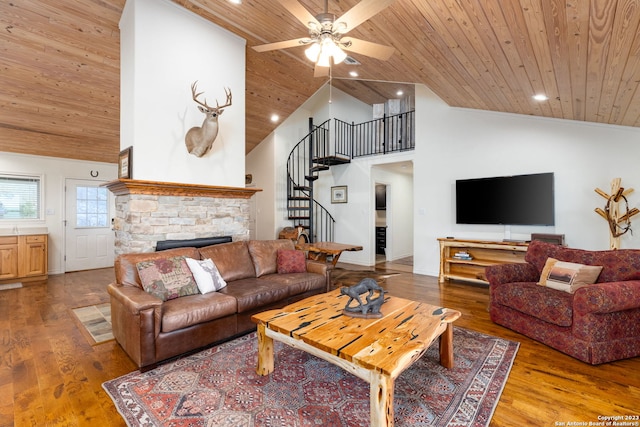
top-left (120, 0), bottom-right (246, 187)
top-left (246, 132), bottom-right (276, 240)
top-left (413, 84), bottom-right (640, 276)
top-left (0, 153), bottom-right (117, 275)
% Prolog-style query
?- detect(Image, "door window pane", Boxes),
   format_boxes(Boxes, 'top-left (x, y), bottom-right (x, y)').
top-left (76, 186), bottom-right (109, 227)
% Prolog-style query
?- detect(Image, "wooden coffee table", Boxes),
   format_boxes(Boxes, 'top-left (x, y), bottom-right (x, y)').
top-left (251, 289), bottom-right (461, 427)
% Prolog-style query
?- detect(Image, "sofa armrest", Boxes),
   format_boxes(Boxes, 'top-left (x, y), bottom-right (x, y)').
top-left (305, 260), bottom-right (333, 292)
top-left (108, 282), bottom-right (163, 315)
top-left (108, 283), bottom-right (164, 369)
top-left (305, 259), bottom-right (331, 276)
top-left (574, 281), bottom-right (640, 314)
top-left (485, 262), bottom-right (539, 287)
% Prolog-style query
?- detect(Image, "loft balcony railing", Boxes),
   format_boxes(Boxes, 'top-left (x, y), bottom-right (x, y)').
top-left (334, 110), bottom-right (415, 159)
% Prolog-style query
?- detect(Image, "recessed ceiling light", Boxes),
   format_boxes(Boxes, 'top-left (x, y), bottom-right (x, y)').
top-left (349, 71), bottom-right (358, 77)
top-left (396, 90), bottom-right (404, 96)
top-left (228, 0), bottom-right (241, 4)
top-left (533, 94), bottom-right (549, 101)
top-left (270, 114), bottom-right (279, 123)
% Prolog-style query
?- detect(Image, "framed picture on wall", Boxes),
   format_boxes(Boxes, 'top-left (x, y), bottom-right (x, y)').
top-left (118, 147), bottom-right (133, 179)
top-left (331, 186), bottom-right (348, 203)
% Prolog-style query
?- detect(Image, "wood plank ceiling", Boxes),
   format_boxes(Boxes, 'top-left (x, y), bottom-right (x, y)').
top-left (2, 0), bottom-right (640, 164)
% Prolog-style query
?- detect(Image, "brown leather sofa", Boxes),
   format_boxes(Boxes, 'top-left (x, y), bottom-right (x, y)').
top-left (108, 239), bottom-right (330, 371)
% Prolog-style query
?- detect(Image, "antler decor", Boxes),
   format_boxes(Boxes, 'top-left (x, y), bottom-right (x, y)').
top-left (594, 178), bottom-right (639, 249)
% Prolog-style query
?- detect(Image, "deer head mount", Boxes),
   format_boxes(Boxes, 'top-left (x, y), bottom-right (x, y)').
top-left (185, 81), bottom-right (232, 157)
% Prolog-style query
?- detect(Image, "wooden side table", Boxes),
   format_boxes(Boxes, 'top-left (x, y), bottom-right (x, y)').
top-left (296, 241), bottom-right (363, 266)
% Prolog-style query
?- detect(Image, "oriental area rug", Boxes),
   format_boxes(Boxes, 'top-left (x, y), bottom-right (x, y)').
top-left (103, 327), bottom-right (519, 427)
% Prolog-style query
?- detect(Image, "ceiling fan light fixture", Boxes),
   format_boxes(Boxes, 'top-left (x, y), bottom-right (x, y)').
top-left (305, 42), bottom-right (321, 62)
top-left (317, 49), bottom-right (332, 67)
top-left (332, 44), bottom-right (347, 64)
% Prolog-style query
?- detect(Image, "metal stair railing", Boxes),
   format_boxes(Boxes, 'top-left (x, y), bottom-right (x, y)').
top-left (286, 119), bottom-right (335, 243)
top-left (335, 110), bottom-right (415, 158)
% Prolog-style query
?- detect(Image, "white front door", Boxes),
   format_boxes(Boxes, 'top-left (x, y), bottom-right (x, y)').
top-left (64, 179), bottom-right (115, 272)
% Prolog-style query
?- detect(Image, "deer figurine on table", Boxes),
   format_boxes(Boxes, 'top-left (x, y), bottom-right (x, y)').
top-left (185, 81), bottom-right (232, 157)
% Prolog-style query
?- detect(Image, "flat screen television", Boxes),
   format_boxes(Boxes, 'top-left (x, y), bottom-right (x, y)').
top-left (456, 172), bottom-right (555, 225)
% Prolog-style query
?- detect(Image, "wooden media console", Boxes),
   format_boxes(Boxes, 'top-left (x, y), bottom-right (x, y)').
top-left (438, 238), bottom-right (528, 285)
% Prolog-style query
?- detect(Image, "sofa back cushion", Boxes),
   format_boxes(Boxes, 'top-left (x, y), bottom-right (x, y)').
top-left (199, 241), bottom-right (256, 282)
top-left (525, 240), bottom-right (640, 282)
top-left (115, 247), bottom-right (200, 289)
top-left (247, 239), bottom-right (295, 277)
top-left (525, 240), bottom-right (565, 273)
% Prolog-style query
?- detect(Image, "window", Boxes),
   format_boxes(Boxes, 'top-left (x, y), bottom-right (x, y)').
top-left (75, 186), bottom-right (109, 227)
top-left (0, 174), bottom-right (42, 220)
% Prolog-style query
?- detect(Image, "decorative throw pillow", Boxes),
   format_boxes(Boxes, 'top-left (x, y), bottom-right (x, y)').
top-left (185, 257), bottom-right (227, 293)
top-left (277, 249), bottom-right (307, 274)
top-left (136, 256), bottom-right (198, 301)
top-left (537, 257), bottom-right (603, 293)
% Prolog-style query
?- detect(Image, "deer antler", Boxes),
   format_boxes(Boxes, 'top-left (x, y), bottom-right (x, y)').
top-left (216, 87), bottom-right (232, 110)
top-left (191, 81), bottom-right (213, 110)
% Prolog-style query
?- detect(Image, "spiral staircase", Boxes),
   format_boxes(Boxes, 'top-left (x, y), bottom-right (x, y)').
top-left (285, 110), bottom-right (415, 243)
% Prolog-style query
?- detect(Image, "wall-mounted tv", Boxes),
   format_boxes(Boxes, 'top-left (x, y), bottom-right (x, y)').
top-left (456, 172), bottom-right (555, 226)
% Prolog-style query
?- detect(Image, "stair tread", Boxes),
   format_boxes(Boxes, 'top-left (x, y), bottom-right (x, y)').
top-left (313, 155), bottom-right (351, 166)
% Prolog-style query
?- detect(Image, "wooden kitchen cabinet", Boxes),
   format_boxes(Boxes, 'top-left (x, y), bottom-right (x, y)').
top-left (0, 234), bottom-right (48, 284)
top-left (0, 236), bottom-right (19, 280)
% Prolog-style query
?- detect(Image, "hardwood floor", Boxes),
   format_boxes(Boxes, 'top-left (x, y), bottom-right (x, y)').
top-left (1, 265), bottom-right (638, 426)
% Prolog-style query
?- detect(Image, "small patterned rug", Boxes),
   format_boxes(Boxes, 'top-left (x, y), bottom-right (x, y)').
top-left (103, 327), bottom-right (519, 426)
top-left (71, 303), bottom-right (114, 345)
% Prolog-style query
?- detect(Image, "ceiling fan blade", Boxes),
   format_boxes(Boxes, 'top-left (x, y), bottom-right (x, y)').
top-left (276, 0), bottom-right (320, 28)
top-left (252, 38), bottom-right (309, 53)
top-left (334, 0), bottom-right (395, 34)
top-left (341, 37), bottom-right (395, 60)
top-left (314, 64), bottom-right (330, 78)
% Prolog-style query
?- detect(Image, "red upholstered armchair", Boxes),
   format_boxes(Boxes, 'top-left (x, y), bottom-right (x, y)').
top-left (486, 240), bottom-right (640, 364)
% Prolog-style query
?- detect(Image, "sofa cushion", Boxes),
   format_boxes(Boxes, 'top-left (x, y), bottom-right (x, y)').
top-left (199, 241), bottom-right (256, 282)
top-left (525, 240), bottom-right (640, 283)
top-left (525, 240), bottom-right (565, 273)
top-left (136, 256), bottom-right (199, 301)
top-left (185, 258), bottom-right (227, 293)
top-left (493, 282), bottom-right (574, 327)
top-left (277, 249), bottom-right (307, 274)
top-left (259, 272), bottom-right (325, 295)
top-left (248, 239), bottom-right (295, 277)
top-left (219, 278), bottom-right (290, 313)
top-left (161, 292), bottom-right (237, 333)
top-left (538, 258), bottom-right (603, 293)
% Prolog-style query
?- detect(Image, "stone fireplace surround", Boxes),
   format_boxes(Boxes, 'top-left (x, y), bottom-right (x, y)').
top-left (105, 179), bottom-right (261, 255)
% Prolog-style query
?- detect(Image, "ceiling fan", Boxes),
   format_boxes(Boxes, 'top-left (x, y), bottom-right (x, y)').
top-left (252, 0), bottom-right (396, 77)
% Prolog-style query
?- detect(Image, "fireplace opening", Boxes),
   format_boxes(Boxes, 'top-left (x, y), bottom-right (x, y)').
top-left (155, 236), bottom-right (232, 251)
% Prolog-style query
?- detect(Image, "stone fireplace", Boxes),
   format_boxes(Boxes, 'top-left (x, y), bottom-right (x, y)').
top-left (105, 179), bottom-right (261, 255)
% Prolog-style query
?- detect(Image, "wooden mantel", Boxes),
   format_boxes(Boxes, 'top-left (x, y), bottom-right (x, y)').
top-left (103, 179), bottom-right (262, 199)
